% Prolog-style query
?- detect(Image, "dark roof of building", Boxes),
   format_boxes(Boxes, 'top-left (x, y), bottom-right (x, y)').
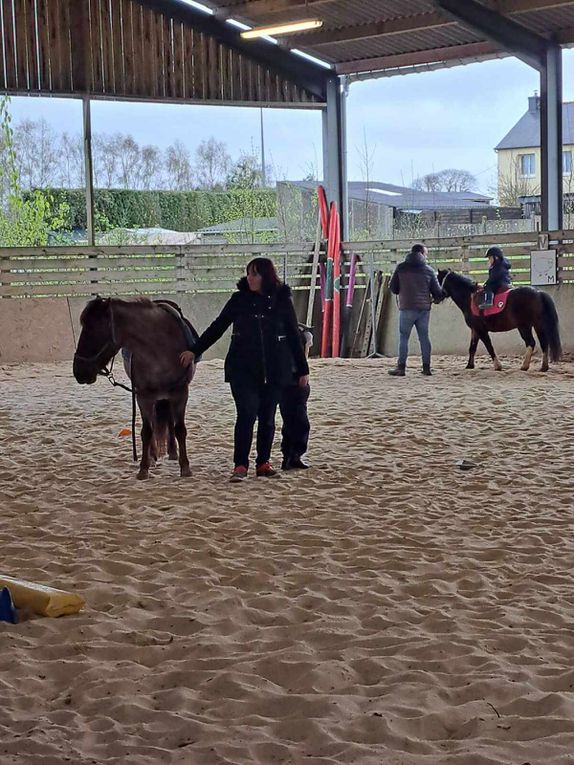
top-left (496, 99), bottom-right (574, 150)
top-left (283, 180), bottom-right (492, 210)
top-left (199, 216), bottom-right (278, 233)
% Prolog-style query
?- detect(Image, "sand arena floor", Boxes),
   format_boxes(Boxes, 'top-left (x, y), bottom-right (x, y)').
top-left (1, 355), bottom-right (574, 764)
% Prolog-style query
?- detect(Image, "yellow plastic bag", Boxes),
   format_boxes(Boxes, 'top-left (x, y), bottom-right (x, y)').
top-left (0, 575), bottom-right (85, 617)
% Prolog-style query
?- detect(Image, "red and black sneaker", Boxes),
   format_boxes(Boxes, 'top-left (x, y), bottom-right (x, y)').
top-left (256, 462), bottom-right (280, 478)
top-left (229, 465), bottom-right (248, 483)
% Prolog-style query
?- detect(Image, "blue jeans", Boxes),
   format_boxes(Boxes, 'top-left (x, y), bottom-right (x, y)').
top-left (398, 309), bottom-right (431, 367)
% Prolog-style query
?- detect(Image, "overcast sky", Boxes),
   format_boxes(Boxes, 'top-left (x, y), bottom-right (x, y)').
top-left (6, 49), bottom-right (574, 195)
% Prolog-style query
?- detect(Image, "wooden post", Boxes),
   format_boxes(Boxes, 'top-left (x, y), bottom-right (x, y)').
top-left (460, 244), bottom-right (470, 277)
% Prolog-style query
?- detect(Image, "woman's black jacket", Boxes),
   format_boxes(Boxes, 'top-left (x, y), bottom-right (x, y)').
top-left (191, 279), bottom-right (310, 386)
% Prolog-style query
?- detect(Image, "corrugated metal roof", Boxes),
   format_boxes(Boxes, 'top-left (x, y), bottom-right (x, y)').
top-left (285, 180), bottom-right (493, 210)
top-left (201, 0), bottom-right (574, 76)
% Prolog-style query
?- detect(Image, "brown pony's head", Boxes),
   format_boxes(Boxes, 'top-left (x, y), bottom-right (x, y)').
top-left (73, 297), bottom-right (120, 384)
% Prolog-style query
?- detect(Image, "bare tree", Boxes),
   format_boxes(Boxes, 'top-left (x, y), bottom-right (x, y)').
top-left (13, 118), bottom-right (60, 188)
top-left (58, 132), bottom-right (84, 187)
top-left (355, 129), bottom-right (378, 239)
top-left (93, 134), bottom-right (120, 188)
top-left (116, 134), bottom-right (142, 189)
top-left (227, 152), bottom-right (267, 189)
top-left (139, 145), bottom-right (163, 190)
top-left (194, 137), bottom-right (230, 190)
top-left (164, 140), bottom-right (193, 190)
top-left (412, 168), bottom-right (477, 193)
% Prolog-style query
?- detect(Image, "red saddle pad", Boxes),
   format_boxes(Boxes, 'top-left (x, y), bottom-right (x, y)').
top-left (471, 289), bottom-right (512, 317)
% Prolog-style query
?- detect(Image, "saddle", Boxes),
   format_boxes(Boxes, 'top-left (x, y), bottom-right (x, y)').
top-left (121, 299), bottom-right (202, 373)
top-left (471, 288), bottom-right (512, 318)
top-left (154, 299), bottom-right (200, 353)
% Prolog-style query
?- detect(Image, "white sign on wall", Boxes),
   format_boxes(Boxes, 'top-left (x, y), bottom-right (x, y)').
top-left (530, 249), bottom-right (557, 286)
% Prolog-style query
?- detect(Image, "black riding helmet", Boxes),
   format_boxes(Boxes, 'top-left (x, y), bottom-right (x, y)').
top-left (485, 246), bottom-right (504, 260)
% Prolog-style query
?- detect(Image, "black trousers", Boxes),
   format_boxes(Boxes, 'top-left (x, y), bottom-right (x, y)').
top-left (230, 378), bottom-right (282, 468)
top-left (279, 383), bottom-right (310, 461)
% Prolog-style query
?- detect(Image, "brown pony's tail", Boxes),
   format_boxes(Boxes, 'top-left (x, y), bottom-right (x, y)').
top-left (153, 399), bottom-right (172, 458)
top-left (540, 292), bottom-right (562, 362)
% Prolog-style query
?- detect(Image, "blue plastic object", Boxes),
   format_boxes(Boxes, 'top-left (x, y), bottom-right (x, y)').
top-left (0, 587), bottom-right (18, 624)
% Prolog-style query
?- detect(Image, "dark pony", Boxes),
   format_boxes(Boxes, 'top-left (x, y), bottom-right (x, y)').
top-left (73, 297), bottom-right (196, 479)
top-left (437, 269), bottom-right (561, 372)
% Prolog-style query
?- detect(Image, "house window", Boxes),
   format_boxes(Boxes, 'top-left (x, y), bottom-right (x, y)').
top-left (519, 153), bottom-right (535, 177)
top-left (563, 150), bottom-right (572, 176)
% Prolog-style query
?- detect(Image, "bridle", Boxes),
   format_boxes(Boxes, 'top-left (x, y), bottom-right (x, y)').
top-left (73, 298), bottom-right (120, 375)
top-left (439, 271), bottom-right (451, 297)
top-left (74, 298), bottom-right (138, 460)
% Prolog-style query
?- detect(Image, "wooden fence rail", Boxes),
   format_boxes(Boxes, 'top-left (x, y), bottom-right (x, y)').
top-left (2, 231), bottom-right (574, 299)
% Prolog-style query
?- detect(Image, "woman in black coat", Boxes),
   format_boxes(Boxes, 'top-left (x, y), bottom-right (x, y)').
top-left (180, 257), bottom-right (309, 482)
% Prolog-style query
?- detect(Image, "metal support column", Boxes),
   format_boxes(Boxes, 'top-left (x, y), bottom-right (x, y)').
top-left (540, 44), bottom-right (563, 232)
top-left (322, 75), bottom-right (348, 239)
top-left (434, 0), bottom-right (564, 232)
top-left (83, 96), bottom-right (95, 247)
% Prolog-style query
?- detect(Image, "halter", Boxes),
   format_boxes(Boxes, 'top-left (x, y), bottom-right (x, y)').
top-left (73, 298), bottom-right (120, 370)
top-left (439, 271), bottom-right (452, 296)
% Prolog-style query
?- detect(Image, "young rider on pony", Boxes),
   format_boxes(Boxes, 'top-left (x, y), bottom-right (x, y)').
top-left (478, 246), bottom-right (512, 309)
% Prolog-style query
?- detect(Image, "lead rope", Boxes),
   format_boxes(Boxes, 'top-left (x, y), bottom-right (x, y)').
top-left (130, 354), bottom-right (138, 463)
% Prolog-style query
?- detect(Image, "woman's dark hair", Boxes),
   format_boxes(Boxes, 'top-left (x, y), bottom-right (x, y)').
top-left (244, 257), bottom-right (282, 294)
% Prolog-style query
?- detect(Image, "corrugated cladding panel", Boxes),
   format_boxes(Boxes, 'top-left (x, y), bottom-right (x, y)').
top-left (218, 0), bottom-right (436, 29)
top-left (315, 25), bottom-right (483, 63)
top-left (204, 0), bottom-right (574, 72)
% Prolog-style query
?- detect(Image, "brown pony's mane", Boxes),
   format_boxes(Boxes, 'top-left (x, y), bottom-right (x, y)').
top-left (79, 296), bottom-right (155, 326)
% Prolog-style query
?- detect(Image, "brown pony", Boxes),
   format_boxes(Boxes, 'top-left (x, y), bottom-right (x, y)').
top-left (437, 269), bottom-right (562, 372)
top-left (73, 297), bottom-right (196, 479)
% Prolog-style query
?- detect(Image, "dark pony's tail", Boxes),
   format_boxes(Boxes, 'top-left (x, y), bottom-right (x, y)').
top-left (153, 399), bottom-right (172, 458)
top-left (540, 291), bottom-right (562, 362)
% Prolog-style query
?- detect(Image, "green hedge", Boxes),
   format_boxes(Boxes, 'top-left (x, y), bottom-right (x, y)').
top-left (27, 188), bottom-right (277, 232)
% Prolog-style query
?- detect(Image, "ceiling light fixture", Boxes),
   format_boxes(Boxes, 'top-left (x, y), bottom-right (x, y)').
top-left (240, 18), bottom-right (323, 40)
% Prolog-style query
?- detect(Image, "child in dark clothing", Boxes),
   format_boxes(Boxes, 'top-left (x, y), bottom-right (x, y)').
top-left (280, 324), bottom-right (312, 470)
top-left (478, 246), bottom-right (512, 309)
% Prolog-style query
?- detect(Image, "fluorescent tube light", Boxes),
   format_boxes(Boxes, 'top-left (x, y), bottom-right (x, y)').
top-left (241, 19), bottom-right (323, 39)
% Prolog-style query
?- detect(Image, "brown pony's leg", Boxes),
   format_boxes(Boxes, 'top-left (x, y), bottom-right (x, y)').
top-left (479, 331), bottom-right (503, 371)
top-left (533, 321), bottom-right (550, 372)
top-left (137, 397), bottom-right (155, 480)
top-left (172, 390), bottom-right (191, 478)
top-left (517, 326), bottom-right (536, 371)
top-left (466, 329), bottom-right (479, 369)
top-left (167, 419), bottom-right (178, 461)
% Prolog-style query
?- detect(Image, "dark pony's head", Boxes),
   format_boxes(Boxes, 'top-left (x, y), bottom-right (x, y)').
top-left (437, 269), bottom-right (478, 300)
top-left (73, 297), bottom-right (119, 384)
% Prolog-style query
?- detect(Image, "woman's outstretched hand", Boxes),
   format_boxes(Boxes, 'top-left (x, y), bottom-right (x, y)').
top-left (298, 374), bottom-right (309, 387)
top-left (180, 350), bottom-right (196, 368)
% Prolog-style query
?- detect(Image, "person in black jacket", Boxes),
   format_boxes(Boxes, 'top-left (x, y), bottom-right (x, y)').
top-left (478, 246), bottom-right (512, 309)
top-left (387, 243), bottom-right (444, 377)
top-left (280, 324), bottom-right (313, 471)
top-left (180, 258), bottom-right (309, 482)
